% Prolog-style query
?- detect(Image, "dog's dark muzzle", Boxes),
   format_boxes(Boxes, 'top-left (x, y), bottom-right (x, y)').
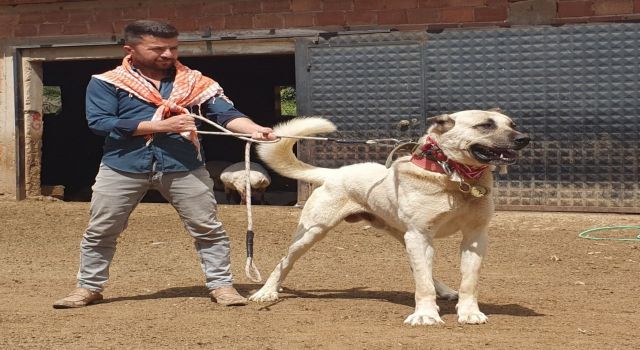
top-left (470, 133), bottom-right (530, 165)
top-left (513, 134), bottom-right (531, 150)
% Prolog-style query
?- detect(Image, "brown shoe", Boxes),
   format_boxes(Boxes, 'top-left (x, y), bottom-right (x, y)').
top-left (210, 285), bottom-right (248, 306)
top-left (53, 287), bottom-right (103, 309)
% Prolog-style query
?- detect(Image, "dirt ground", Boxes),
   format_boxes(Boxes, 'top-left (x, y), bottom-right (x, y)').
top-left (0, 200), bottom-right (638, 349)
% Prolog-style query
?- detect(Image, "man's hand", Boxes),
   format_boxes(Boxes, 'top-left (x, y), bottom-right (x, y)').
top-left (161, 114), bottom-right (196, 133)
top-left (251, 126), bottom-right (277, 141)
top-left (133, 114), bottom-right (196, 136)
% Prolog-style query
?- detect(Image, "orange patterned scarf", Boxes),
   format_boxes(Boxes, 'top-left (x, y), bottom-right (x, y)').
top-left (94, 55), bottom-right (226, 158)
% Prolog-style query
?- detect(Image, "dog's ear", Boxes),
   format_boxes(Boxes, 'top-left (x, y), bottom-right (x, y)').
top-left (487, 107), bottom-right (502, 113)
top-left (427, 114), bottom-right (455, 134)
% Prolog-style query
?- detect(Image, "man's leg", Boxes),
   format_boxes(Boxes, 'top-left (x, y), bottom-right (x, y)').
top-left (157, 167), bottom-right (245, 305)
top-left (54, 164), bottom-right (149, 308)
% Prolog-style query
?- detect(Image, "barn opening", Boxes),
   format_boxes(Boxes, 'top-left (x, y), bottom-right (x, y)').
top-left (40, 54), bottom-right (297, 204)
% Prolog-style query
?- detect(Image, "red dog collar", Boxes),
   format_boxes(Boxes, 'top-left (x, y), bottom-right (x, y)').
top-left (410, 137), bottom-right (488, 180)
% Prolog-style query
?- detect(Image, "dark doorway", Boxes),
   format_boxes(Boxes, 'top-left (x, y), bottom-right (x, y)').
top-left (41, 53), bottom-right (297, 204)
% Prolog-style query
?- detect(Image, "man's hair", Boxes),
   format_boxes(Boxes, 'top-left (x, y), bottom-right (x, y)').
top-left (124, 20), bottom-right (179, 44)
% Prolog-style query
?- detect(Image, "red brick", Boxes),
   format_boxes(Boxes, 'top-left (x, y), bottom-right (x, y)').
top-left (172, 18), bottom-right (199, 32)
top-left (176, 4), bottom-right (204, 19)
top-left (232, 0), bottom-right (262, 14)
top-left (261, 0), bottom-right (291, 12)
top-left (95, 8), bottom-right (124, 21)
top-left (441, 6), bottom-right (474, 22)
top-left (378, 9), bottom-right (408, 24)
top-left (354, 0), bottom-right (385, 11)
top-left (636, 0), bottom-right (640, 12)
top-left (291, 0), bottom-right (323, 12)
top-left (324, 0), bottom-right (354, 11)
top-left (475, 5), bottom-right (508, 21)
top-left (385, 0), bottom-right (418, 10)
top-left (0, 14), bottom-right (18, 26)
top-left (14, 24), bottom-right (38, 37)
top-left (225, 14), bottom-right (254, 29)
top-left (203, 1), bottom-right (233, 16)
top-left (67, 10), bottom-right (95, 23)
top-left (558, 1), bottom-right (593, 17)
top-left (149, 6), bottom-right (176, 19)
top-left (120, 7), bottom-right (149, 20)
top-left (446, 0), bottom-right (485, 6)
top-left (284, 12), bottom-right (315, 27)
top-left (253, 13), bottom-right (284, 28)
top-left (114, 20), bottom-right (130, 34)
top-left (42, 11), bottom-right (69, 23)
top-left (593, 0), bottom-right (633, 15)
top-left (418, 0), bottom-right (448, 8)
top-left (197, 16), bottom-right (225, 31)
top-left (88, 20), bottom-right (115, 34)
top-left (406, 7), bottom-right (440, 23)
top-left (63, 23), bottom-right (88, 35)
top-left (39, 23), bottom-right (63, 36)
top-left (0, 23), bottom-right (13, 38)
top-left (315, 11), bottom-right (346, 25)
top-left (346, 10), bottom-right (377, 24)
top-left (486, 0), bottom-right (508, 7)
top-left (18, 13), bottom-right (44, 25)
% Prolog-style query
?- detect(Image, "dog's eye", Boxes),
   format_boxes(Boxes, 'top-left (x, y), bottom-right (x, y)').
top-left (474, 123), bottom-right (495, 130)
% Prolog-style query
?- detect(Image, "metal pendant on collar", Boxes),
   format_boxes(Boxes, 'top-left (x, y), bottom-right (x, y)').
top-left (457, 181), bottom-right (487, 198)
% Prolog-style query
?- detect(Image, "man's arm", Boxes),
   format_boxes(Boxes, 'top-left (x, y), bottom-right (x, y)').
top-left (203, 95), bottom-right (275, 141)
top-left (225, 117), bottom-right (275, 141)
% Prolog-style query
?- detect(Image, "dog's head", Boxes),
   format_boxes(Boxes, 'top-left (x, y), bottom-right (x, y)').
top-left (426, 109), bottom-right (530, 167)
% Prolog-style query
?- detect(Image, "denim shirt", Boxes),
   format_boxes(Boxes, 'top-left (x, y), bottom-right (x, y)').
top-left (86, 71), bottom-right (245, 173)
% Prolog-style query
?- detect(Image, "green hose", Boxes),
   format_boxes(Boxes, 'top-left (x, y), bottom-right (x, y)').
top-left (578, 226), bottom-right (640, 241)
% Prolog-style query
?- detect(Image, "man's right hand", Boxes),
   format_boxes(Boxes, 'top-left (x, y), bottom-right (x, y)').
top-left (133, 114), bottom-right (196, 136)
top-left (160, 114), bottom-right (196, 133)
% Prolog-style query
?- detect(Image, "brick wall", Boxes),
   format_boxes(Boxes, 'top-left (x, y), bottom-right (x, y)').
top-left (1, 0), bottom-right (640, 40)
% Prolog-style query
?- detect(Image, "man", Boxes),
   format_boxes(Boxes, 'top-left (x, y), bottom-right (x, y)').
top-left (53, 20), bottom-right (275, 308)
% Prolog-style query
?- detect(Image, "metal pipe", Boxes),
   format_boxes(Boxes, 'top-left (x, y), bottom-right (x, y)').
top-left (13, 47), bottom-right (25, 200)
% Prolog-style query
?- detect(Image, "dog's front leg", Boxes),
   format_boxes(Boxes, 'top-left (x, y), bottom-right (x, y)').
top-left (403, 229), bottom-right (444, 326)
top-left (456, 228), bottom-right (489, 324)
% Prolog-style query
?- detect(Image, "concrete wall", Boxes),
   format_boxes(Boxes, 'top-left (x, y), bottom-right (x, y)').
top-left (2, 0), bottom-right (640, 199)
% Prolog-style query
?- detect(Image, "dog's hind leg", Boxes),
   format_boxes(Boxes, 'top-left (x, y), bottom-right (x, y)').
top-left (456, 227), bottom-right (489, 324)
top-left (250, 195), bottom-right (348, 302)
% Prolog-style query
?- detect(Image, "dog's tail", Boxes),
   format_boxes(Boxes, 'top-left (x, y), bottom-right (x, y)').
top-left (257, 117), bottom-right (336, 185)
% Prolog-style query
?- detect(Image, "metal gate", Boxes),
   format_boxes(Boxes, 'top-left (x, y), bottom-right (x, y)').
top-left (296, 24), bottom-right (640, 213)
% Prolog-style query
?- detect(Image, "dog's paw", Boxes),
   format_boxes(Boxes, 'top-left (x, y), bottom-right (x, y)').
top-left (248, 290), bottom-right (279, 302)
top-left (457, 311), bottom-right (488, 324)
top-left (403, 312), bottom-right (445, 326)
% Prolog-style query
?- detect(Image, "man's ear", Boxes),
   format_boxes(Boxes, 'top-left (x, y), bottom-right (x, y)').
top-left (427, 114), bottom-right (455, 134)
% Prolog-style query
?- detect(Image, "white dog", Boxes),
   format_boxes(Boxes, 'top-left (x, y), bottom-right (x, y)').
top-left (250, 110), bottom-right (530, 325)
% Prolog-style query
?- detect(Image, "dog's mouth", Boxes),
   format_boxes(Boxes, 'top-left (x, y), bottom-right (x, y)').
top-left (470, 144), bottom-right (519, 165)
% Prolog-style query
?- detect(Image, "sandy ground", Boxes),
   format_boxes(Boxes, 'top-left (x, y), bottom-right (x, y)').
top-left (0, 200), bottom-right (639, 349)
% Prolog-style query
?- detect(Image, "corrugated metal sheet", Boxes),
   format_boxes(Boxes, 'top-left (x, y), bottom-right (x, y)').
top-left (297, 24), bottom-right (640, 212)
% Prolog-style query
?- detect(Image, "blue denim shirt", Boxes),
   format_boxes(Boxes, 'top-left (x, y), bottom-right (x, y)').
top-left (86, 71), bottom-right (245, 173)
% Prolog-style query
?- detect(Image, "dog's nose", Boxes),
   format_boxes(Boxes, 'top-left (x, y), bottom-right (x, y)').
top-left (513, 134), bottom-right (531, 149)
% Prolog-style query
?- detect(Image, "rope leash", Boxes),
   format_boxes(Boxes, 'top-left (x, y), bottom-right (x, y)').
top-left (578, 226), bottom-right (640, 242)
top-left (243, 141), bottom-right (262, 282)
top-left (191, 113), bottom-right (407, 145)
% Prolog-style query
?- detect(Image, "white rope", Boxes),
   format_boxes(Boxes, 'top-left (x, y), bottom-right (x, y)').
top-left (244, 141), bottom-right (262, 282)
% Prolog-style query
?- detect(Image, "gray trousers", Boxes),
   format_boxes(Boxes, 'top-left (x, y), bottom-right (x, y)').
top-left (77, 163), bottom-right (233, 292)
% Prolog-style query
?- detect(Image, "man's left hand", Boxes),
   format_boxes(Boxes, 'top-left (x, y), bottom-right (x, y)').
top-left (251, 127), bottom-right (277, 141)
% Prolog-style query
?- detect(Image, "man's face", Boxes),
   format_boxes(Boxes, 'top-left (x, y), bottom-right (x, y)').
top-left (124, 35), bottom-right (178, 71)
